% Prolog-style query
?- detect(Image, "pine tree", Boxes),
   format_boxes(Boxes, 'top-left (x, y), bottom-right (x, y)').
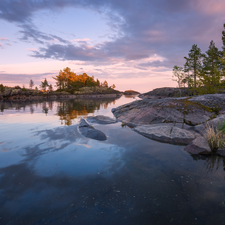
top-left (29, 79), bottom-right (34, 89)
top-left (96, 79), bottom-right (100, 87)
top-left (48, 84), bottom-right (53, 92)
top-left (184, 44), bottom-right (203, 88)
top-left (202, 40), bottom-right (221, 84)
top-left (222, 23), bottom-right (225, 51)
top-left (40, 78), bottom-right (49, 91)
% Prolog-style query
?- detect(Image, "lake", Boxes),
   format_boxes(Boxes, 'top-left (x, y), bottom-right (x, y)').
top-left (0, 96), bottom-right (225, 225)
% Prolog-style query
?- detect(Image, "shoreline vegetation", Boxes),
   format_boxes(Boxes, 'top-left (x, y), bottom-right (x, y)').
top-left (0, 67), bottom-right (120, 100)
top-left (172, 23), bottom-right (225, 96)
top-left (0, 85), bottom-right (122, 101)
top-left (0, 67), bottom-right (140, 101)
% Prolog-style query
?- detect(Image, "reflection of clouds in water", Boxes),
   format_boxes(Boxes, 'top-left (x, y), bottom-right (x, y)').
top-left (1, 149), bottom-right (10, 152)
top-left (16, 124), bottom-right (127, 178)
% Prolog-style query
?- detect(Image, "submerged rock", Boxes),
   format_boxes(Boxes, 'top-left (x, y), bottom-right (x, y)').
top-left (134, 124), bottom-right (196, 145)
top-left (184, 136), bottom-right (211, 155)
top-left (87, 115), bottom-right (117, 124)
top-left (79, 119), bottom-right (107, 141)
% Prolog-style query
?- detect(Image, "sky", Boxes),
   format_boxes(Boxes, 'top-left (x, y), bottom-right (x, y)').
top-left (1, 0), bottom-right (225, 93)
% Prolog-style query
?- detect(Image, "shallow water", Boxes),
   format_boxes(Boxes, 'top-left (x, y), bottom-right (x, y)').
top-left (0, 96), bottom-right (225, 225)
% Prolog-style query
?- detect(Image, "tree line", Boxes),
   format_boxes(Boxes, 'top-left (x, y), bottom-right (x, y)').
top-left (26, 67), bottom-right (115, 92)
top-left (173, 23), bottom-right (225, 94)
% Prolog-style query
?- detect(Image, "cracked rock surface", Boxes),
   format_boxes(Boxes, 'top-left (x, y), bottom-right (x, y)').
top-left (112, 93), bottom-right (225, 154)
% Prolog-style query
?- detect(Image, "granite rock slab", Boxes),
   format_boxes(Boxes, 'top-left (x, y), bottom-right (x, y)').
top-left (134, 124), bottom-right (196, 145)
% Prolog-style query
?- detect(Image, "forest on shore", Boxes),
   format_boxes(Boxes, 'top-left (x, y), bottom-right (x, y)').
top-left (173, 23), bottom-right (225, 95)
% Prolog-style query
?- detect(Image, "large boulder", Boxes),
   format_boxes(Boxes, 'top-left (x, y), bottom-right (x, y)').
top-left (134, 124), bottom-right (196, 145)
top-left (87, 115), bottom-right (117, 124)
top-left (79, 119), bottom-right (107, 141)
top-left (184, 136), bottom-right (212, 155)
top-left (112, 97), bottom-right (214, 127)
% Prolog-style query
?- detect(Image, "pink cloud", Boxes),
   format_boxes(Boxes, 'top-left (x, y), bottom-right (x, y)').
top-left (195, 0), bottom-right (225, 14)
top-left (26, 48), bottom-right (38, 51)
top-left (0, 37), bottom-right (8, 41)
top-left (71, 38), bottom-right (90, 42)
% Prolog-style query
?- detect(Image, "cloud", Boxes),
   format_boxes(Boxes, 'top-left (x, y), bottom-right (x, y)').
top-left (18, 23), bottom-right (70, 45)
top-left (1, 0), bottom-right (225, 74)
top-left (26, 48), bottom-right (38, 51)
top-left (31, 43), bottom-right (109, 61)
top-left (71, 38), bottom-right (90, 42)
top-left (0, 37), bottom-right (8, 41)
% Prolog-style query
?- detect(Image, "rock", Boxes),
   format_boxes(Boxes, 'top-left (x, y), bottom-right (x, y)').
top-left (123, 90), bottom-right (140, 95)
top-left (217, 149), bottom-right (225, 157)
top-left (112, 97), bottom-right (214, 127)
top-left (184, 136), bottom-right (212, 155)
top-left (193, 114), bottom-right (225, 136)
top-left (139, 87), bottom-right (190, 99)
top-left (11, 89), bottom-right (22, 96)
top-left (134, 124), bottom-right (196, 145)
top-left (87, 115), bottom-right (117, 124)
top-left (189, 94), bottom-right (225, 112)
top-left (79, 119), bottom-right (107, 141)
top-left (2, 88), bottom-right (12, 97)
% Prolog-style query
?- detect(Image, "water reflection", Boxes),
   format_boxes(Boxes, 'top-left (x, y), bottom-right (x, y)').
top-left (1, 96), bottom-right (225, 224)
top-left (0, 98), bottom-right (118, 125)
top-left (192, 155), bottom-right (225, 174)
top-left (56, 98), bottom-right (116, 125)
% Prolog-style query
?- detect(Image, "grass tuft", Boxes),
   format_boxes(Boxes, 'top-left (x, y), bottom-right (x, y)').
top-left (204, 123), bottom-right (225, 152)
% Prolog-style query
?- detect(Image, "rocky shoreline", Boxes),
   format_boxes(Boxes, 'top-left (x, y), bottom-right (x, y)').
top-left (111, 91), bottom-right (225, 156)
top-left (0, 87), bottom-right (122, 101)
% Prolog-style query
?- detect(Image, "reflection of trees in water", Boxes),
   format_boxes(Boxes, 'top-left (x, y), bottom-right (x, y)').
top-left (56, 98), bottom-right (118, 126)
top-left (0, 97), bottom-right (119, 125)
top-left (192, 155), bottom-right (225, 175)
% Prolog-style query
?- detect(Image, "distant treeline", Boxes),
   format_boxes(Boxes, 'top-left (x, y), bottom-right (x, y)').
top-left (173, 23), bottom-right (225, 94)
top-left (0, 67), bottom-right (116, 93)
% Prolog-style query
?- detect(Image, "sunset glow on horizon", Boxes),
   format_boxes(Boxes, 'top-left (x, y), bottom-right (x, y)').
top-left (1, 0), bottom-right (225, 93)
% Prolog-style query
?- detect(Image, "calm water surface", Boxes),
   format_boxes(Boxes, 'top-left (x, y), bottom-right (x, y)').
top-left (0, 96), bottom-right (225, 225)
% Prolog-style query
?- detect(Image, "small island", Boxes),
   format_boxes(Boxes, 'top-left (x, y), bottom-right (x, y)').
top-left (0, 67), bottom-right (122, 101)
